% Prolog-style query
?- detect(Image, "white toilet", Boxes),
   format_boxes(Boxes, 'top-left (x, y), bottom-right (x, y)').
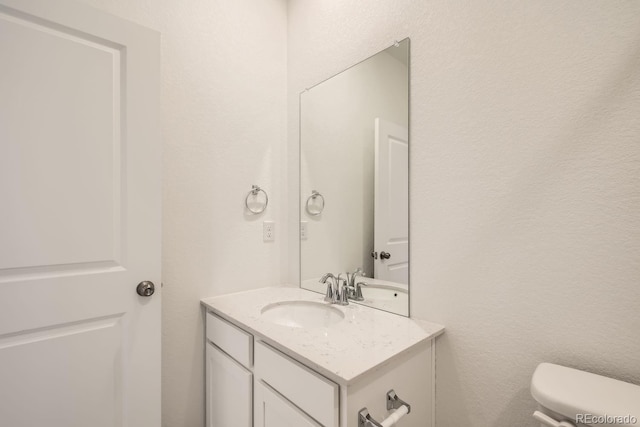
top-left (531, 363), bottom-right (640, 427)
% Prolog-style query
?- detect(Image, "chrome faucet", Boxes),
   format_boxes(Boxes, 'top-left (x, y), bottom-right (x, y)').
top-left (320, 273), bottom-right (350, 305)
top-left (319, 273), bottom-right (338, 303)
top-left (344, 268), bottom-right (365, 301)
top-left (350, 267), bottom-right (365, 286)
top-left (336, 274), bottom-right (349, 305)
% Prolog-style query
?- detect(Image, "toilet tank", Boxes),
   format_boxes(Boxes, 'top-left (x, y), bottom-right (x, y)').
top-left (531, 363), bottom-right (640, 427)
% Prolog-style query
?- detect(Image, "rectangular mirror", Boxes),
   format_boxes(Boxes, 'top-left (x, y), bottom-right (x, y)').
top-left (300, 39), bottom-right (409, 316)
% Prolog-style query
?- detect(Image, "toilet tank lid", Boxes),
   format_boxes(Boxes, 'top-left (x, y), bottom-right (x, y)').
top-left (531, 363), bottom-right (640, 426)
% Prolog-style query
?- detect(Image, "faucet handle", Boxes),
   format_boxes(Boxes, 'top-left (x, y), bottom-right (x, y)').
top-left (353, 281), bottom-right (366, 301)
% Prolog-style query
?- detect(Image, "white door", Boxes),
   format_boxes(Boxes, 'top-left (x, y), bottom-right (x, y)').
top-left (206, 343), bottom-right (252, 427)
top-left (0, 1), bottom-right (161, 426)
top-left (374, 118), bottom-right (409, 284)
top-left (254, 381), bottom-right (322, 427)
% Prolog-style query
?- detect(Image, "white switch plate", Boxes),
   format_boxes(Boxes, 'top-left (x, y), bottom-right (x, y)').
top-left (300, 221), bottom-right (308, 240)
top-left (263, 221), bottom-right (275, 241)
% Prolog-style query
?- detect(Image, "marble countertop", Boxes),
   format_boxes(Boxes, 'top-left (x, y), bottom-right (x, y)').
top-left (201, 286), bottom-right (444, 385)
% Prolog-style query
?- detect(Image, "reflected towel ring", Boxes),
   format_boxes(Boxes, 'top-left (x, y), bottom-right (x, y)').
top-left (245, 185), bottom-right (268, 214)
top-left (306, 190), bottom-right (325, 216)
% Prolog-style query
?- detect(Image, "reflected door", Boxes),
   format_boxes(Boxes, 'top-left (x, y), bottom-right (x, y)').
top-left (0, 0), bottom-right (160, 426)
top-left (374, 118), bottom-right (409, 284)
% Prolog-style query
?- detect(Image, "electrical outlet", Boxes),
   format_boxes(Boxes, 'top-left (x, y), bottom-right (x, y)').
top-left (300, 221), bottom-right (308, 240)
top-left (263, 221), bottom-right (275, 241)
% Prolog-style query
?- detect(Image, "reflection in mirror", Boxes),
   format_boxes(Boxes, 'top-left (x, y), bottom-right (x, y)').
top-left (300, 39), bottom-right (409, 316)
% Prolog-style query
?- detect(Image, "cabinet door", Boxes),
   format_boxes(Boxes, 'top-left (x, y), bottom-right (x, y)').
top-left (206, 343), bottom-right (252, 427)
top-left (254, 381), bottom-right (322, 427)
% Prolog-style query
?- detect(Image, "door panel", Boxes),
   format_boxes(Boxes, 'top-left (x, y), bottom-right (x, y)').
top-left (0, 8), bottom-right (122, 270)
top-left (374, 118), bottom-right (409, 284)
top-left (0, 5), bottom-right (122, 272)
top-left (0, 315), bottom-right (124, 427)
top-left (0, 1), bottom-right (160, 426)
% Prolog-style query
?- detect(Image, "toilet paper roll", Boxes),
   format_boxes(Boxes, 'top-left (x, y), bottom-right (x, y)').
top-left (381, 404), bottom-right (410, 427)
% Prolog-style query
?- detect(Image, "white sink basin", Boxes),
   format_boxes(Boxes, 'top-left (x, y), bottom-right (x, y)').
top-left (260, 300), bottom-right (344, 329)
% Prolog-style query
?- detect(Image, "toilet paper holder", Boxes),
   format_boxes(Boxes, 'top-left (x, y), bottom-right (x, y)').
top-left (358, 389), bottom-right (411, 427)
top-left (533, 410), bottom-right (577, 427)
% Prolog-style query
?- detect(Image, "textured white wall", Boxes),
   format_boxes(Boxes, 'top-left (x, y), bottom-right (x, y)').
top-left (288, 1), bottom-right (640, 426)
top-left (73, 1), bottom-right (287, 426)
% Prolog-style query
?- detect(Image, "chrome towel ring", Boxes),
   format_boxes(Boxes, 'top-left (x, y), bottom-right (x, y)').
top-left (306, 190), bottom-right (325, 216)
top-left (245, 184), bottom-right (268, 214)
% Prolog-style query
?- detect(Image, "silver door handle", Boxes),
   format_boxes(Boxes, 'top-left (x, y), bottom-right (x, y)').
top-left (137, 281), bottom-right (155, 297)
top-left (380, 251), bottom-right (391, 260)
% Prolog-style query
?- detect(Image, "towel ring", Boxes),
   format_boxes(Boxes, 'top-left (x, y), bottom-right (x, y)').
top-left (306, 190), bottom-right (325, 216)
top-left (245, 185), bottom-right (268, 214)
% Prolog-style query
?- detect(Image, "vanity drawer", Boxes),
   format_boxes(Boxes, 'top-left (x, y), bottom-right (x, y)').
top-left (254, 341), bottom-right (338, 427)
top-left (206, 312), bottom-right (253, 369)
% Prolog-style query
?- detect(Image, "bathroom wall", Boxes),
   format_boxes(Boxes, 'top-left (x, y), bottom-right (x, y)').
top-left (73, 1), bottom-right (287, 426)
top-left (288, 1), bottom-right (640, 426)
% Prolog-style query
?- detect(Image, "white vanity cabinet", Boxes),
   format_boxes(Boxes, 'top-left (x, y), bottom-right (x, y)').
top-left (205, 343), bottom-right (252, 427)
top-left (204, 307), bottom-right (438, 427)
top-left (205, 311), bottom-right (339, 427)
top-left (205, 313), bottom-right (253, 427)
top-left (254, 340), bottom-right (339, 427)
top-left (254, 381), bottom-right (323, 427)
